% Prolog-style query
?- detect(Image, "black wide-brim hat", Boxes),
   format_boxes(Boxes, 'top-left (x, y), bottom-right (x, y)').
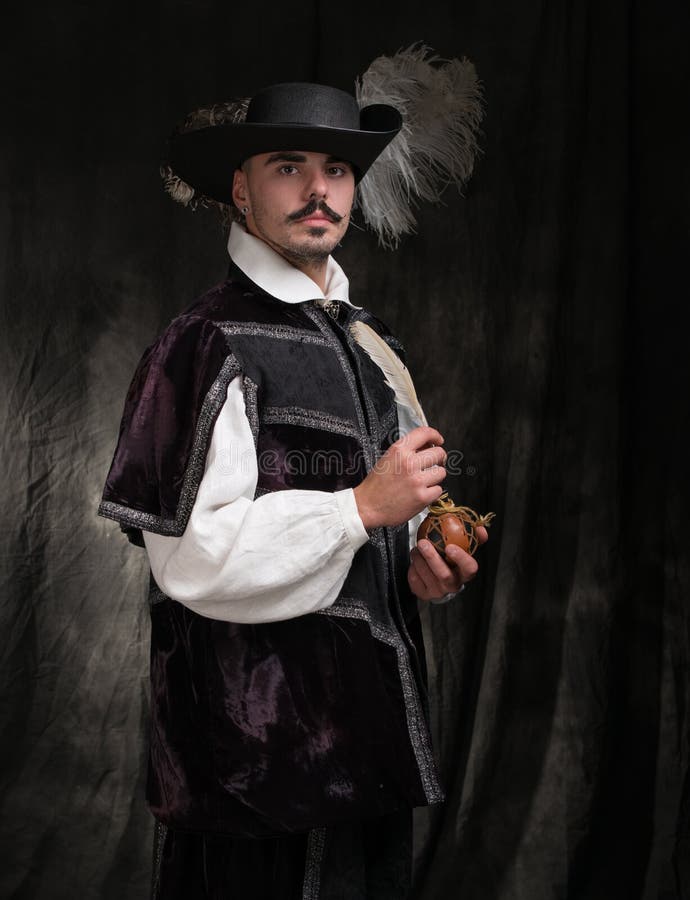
top-left (167, 82), bottom-right (403, 205)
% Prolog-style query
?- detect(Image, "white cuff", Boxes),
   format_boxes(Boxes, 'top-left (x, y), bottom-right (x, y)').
top-left (430, 583), bottom-right (466, 605)
top-left (334, 489), bottom-right (370, 551)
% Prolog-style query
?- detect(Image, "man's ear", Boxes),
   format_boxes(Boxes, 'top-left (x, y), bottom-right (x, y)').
top-left (231, 167), bottom-right (247, 211)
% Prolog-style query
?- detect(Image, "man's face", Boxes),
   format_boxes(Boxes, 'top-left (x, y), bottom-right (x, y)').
top-left (231, 151), bottom-right (356, 266)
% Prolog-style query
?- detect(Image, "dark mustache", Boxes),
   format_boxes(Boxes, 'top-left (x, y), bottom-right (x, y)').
top-left (287, 198), bottom-right (343, 223)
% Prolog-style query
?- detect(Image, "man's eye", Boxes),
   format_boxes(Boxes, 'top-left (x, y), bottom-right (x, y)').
top-left (279, 165), bottom-right (298, 175)
top-left (328, 166), bottom-right (347, 176)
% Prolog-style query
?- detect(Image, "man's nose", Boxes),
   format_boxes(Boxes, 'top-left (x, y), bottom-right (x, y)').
top-left (305, 169), bottom-right (328, 198)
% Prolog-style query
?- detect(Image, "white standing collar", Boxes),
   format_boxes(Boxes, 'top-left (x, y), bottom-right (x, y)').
top-left (227, 221), bottom-right (358, 308)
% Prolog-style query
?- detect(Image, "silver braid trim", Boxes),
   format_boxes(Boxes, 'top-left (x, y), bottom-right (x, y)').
top-left (319, 600), bottom-right (443, 804)
top-left (302, 827), bottom-right (327, 900)
top-left (98, 354), bottom-right (242, 536)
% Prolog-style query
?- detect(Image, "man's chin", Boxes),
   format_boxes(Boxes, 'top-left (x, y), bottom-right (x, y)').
top-left (296, 222), bottom-right (337, 243)
top-left (287, 232), bottom-right (340, 261)
top-left (305, 226), bottom-right (328, 238)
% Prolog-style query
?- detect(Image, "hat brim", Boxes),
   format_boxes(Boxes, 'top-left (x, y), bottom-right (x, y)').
top-left (168, 104), bottom-right (402, 204)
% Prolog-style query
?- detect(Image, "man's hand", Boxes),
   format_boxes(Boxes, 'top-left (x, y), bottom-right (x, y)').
top-left (353, 426), bottom-right (447, 530)
top-left (408, 526), bottom-right (489, 602)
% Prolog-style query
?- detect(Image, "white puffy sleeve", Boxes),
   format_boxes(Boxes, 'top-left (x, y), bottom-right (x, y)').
top-left (143, 377), bottom-right (369, 623)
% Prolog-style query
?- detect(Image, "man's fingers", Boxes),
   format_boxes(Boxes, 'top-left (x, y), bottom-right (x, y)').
top-left (411, 520), bottom-right (487, 600)
top-left (416, 541), bottom-right (463, 593)
top-left (409, 549), bottom-right (433, 594)
top-left (414, 445), bottom-right (447, 471)
top-left (445, 543), bottom-right (479, 581)
top-left (418, 466), bottom-right (447, 489)
top-left (408, 564), bottom-right (440, 602)
top-left (398, 426), bottom-right (444, 451)
top-left (475, 526), bottom-right (489, 545)
top-left (422, 484), bottom-right (445, 506)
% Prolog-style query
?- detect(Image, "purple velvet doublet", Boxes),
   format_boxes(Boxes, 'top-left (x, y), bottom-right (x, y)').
top-left (99, 264), bottom-right (444, 838)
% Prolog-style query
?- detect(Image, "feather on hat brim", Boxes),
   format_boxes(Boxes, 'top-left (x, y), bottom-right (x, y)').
top-left (356, 44), bottom-right (484, 248)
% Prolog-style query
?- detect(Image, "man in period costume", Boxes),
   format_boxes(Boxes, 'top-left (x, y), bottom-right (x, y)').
top-left (99, 56), bottom-right (485, 900)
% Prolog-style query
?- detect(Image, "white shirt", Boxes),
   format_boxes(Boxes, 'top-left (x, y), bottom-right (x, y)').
top-left (144, 223), bottom-right (426, 622)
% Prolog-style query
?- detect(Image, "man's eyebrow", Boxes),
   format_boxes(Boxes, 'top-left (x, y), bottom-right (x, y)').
top-left (263, 152), bottom-right (353, 168)
top-left (264, 152), bottom-right (307, 165)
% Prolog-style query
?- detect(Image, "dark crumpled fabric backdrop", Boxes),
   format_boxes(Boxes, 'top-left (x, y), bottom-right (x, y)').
top-left (1, 0), bottom-right (688, 897)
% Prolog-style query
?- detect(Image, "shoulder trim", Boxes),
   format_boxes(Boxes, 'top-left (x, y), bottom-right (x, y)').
top-left (98, 353), bottom-right (242, 540)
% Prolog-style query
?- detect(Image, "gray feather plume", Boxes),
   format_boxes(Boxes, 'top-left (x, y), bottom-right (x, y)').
top-left (161, 99), bottom-right (249, 209)
top-left (355, 44), bottom-right (484, 249)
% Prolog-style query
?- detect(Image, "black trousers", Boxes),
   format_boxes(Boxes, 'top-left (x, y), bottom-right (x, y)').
top-left (153, 810), bottom-right (412, 900)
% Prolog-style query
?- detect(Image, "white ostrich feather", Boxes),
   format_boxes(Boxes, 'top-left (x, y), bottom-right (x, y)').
top-left (355, 44), bottom-right (484, 248)
top-left (350, 321), bottom-right (427, 427)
